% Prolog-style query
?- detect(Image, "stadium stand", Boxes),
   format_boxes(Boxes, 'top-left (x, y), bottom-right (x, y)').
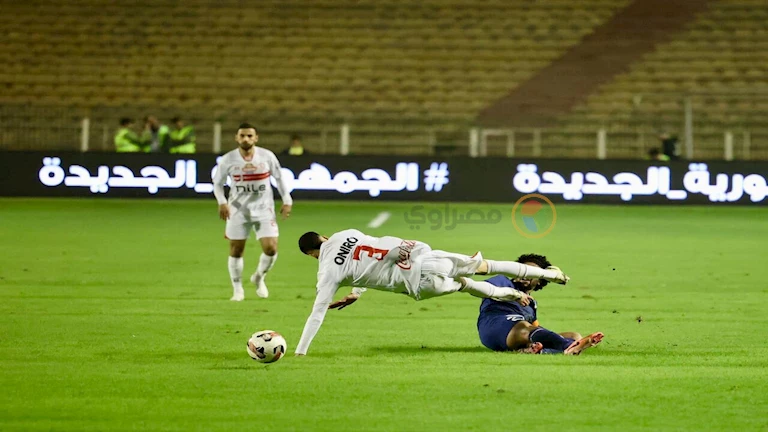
top-left (554, 0), bottom-right (768, 159)
top-left (0, 0), bottom-right (766, 159)
top-left (0, 0), bottom-right (629, 153)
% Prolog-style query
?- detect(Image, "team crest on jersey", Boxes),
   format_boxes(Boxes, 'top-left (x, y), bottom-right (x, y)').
top-left (243, 162), bottom-right (267, 173)
top-left (233, 162), bottom-right (270, 182)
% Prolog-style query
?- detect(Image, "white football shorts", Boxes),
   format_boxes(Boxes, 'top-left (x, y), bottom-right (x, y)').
top-left (414, 250), bottom-right (484, 300)
top-left (225, 209), bottom-right (278, 240)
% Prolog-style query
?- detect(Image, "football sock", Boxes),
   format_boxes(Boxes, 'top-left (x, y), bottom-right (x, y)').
top-left (485, 260), bottom-right (557, 279)
top-left (459, 278), bottom-right (499, 297)
top-left (529, 327), bottom-right (574, 351)
top-left (256, 253), bottom-right (277, 278)
top-left (541, 348), bottom-right (564, 355)
top-left (459, 278), bottom-right (523, 301)
top-left (228, 256), bottom-right (244, 291)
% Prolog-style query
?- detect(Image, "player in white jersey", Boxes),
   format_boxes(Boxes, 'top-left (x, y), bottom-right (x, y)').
top-left (294, 229), bottom-right (570, 355)
top-left (213, 123), bottom-right (293, 301)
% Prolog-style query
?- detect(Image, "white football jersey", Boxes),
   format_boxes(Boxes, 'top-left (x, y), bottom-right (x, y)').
top-left (317, 229), bottom-right (431, 296)
top-left (295, 229), bottom-right (431, 355)
top-left (213, 147), bottom-right (292, 216)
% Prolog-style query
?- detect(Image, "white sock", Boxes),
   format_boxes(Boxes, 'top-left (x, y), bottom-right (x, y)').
top-left (256, 253), bottom-right (277, 279)
top-left (460, 278), bottom-right (523, 301)
top-left (485, 260), bottom-right (556, 279)
top-left (459, 278), bottom-right (498, 298)
top-left (228, 256), bottom-right (244, 291)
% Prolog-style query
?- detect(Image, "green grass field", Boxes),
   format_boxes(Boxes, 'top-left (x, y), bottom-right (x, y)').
top-left (1, 198), bottom-right (767, 431)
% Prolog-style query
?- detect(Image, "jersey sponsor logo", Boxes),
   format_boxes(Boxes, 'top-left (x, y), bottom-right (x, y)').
top-left (235, 184), bottom-right (267, 194)
top-left (505, 314), bottom-right (525, 322)
top-left (233, 172), bottom-right (270, 181)
top-left (334, 237), bottom-right (359, 265)
top-left (395, 240), bottom-right (417, 270)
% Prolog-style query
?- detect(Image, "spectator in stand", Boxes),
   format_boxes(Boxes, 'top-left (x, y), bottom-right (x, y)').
top-left (647, 148), bottom-right (670, 162)
top-left (168, 117), bottom-right (197, 154)
top-left (282, 134), bottom-right (308, 156)
top-left (114, 118), bottom-right (149, 153)
top-left (659, 133), bottom-right (680, 160)
top-left (143, 115), bottom-right (170, 153)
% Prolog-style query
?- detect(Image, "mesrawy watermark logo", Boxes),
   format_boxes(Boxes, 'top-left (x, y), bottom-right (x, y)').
top-left (511, 194), bottom-right (557, 239)
top-left (403, 204), bottom-right (503, 231)
top-left (402, 199), bottom-right (556, 238)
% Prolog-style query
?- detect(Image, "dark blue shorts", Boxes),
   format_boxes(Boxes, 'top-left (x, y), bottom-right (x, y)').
top-left (477, 312), bottom-right (527, 352)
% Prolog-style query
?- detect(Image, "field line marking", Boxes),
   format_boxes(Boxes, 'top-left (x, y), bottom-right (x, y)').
top-left (367, 211), bottom-right (391, 228)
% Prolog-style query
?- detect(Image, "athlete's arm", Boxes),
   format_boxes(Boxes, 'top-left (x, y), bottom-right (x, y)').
top-left (329, 287), bottom-right (366, 310)
top-left (295, 274), bottom-right (339, 356)
top-left (212, 160), bottom-right (229, 220)
top-left (269, 153), bottom-right (293, 218)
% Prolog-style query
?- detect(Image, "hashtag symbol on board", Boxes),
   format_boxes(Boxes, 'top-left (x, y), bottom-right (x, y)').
top-left (423, 162), bottom-right (449, 192)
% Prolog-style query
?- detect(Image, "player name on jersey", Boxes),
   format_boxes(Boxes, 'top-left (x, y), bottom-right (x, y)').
top-left (334, 237), bottom-right (359, 265)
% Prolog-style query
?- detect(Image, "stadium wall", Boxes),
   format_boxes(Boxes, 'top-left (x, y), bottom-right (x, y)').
top-left (1, 152), bottom-right (767, 205)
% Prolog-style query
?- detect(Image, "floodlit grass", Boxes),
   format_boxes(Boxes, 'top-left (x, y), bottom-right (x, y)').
top-left (1, 199), bottom-right (767, 431)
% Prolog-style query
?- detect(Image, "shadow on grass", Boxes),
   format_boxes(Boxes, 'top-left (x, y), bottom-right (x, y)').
top-left (206, 364), bottom-right (254, 370)
top-left (368, 345), bottom-right (489, 354)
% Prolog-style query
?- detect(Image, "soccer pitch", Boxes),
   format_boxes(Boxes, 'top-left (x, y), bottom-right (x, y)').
top-left (1, 198), bottom-right (766, 431)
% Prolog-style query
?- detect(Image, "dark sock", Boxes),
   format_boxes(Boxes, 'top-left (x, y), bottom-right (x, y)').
top-left (541, 348), bottom-right (563, 355)
top-left (529, 327), bottom-right (573, 352)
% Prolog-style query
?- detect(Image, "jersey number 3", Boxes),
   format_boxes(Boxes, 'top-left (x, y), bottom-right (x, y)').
top-left (352, 245), bottom-right (388, 261)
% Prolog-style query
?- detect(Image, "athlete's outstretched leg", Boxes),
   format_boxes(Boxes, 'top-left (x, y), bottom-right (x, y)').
top-left (560, 331), bottom-right (582, 341)
top-left (475, 260), bottom-right (569, 285)
top-left (507, 328), bottom-right (603, 355)
top-left (458, 277), bottom-right (530, 304)
top-left (563, 332), bottom-right (604, 356)
top-left (505, 321), bottom-right (575, 352)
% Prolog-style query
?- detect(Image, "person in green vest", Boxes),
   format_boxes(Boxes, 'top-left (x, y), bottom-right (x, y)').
top-left (114, 118), bottom-right (149, 153)
top-left (282, 134), bottom-right (308, 156)
top-left (647, 148), bottom-right (671, 162)
top-left (142, 115), bottom-right (170, 153)
top-left (167, 117), bottom-right (197, 154)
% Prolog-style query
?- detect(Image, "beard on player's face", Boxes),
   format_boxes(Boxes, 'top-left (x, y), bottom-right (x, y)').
top-left (513, 260), bottom-right (545, 293)
top-left (513, 278), bottom-right (539, 293)
top-left (237, 139), bottom-right (256, 149)
top-left (236, 130), bottom-right (258, 149)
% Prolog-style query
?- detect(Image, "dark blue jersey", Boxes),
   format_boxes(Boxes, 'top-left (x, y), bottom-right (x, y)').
top-left (478, 275), bottom-right (538, 323)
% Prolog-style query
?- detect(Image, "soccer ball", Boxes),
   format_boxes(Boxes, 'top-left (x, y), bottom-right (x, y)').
top-left (247, 330), bottom-right (287, 363)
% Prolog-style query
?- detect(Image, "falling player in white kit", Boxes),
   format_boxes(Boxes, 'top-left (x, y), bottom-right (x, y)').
top-left (294, 229), bottom-right (570, 355)
top-left (213, 123), bottom-right (293, 301)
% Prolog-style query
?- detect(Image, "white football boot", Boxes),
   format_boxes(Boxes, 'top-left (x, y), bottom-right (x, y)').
top-left (230, 287), bottom-right (245, 302)
top-left (250, 272), bottom-right (269, 298)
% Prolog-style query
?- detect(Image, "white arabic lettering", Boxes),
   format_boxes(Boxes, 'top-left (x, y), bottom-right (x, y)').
top-left (39, 157), bottom-right (65, 186)
top-left (269, 162), bottom-right (422, 197)
top-left (512, 163), bottom-right (766, 202)
top-left (38, 158), bottom-right (430, 197)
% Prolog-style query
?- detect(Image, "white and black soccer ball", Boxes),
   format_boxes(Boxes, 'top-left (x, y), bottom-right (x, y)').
top-left (247, 330), bottom-right (287, 363)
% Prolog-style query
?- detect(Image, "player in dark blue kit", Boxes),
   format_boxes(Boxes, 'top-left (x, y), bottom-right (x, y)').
top-left (477, 253), bottom-right (603, 355)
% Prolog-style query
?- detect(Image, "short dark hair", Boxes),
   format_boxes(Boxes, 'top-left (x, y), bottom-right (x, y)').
top-left (517, 253), bottom-right (552, 290)
top-left (290, 134), bottom-right (302, 141)
top-left (298, 231), bottom-right (324, 254)
top-left (119, 118), bottom-right (133, 126)
top-left (171, 116), bottom-right (181, 123)
top-left (238, 123), bottom-right (258, 133)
